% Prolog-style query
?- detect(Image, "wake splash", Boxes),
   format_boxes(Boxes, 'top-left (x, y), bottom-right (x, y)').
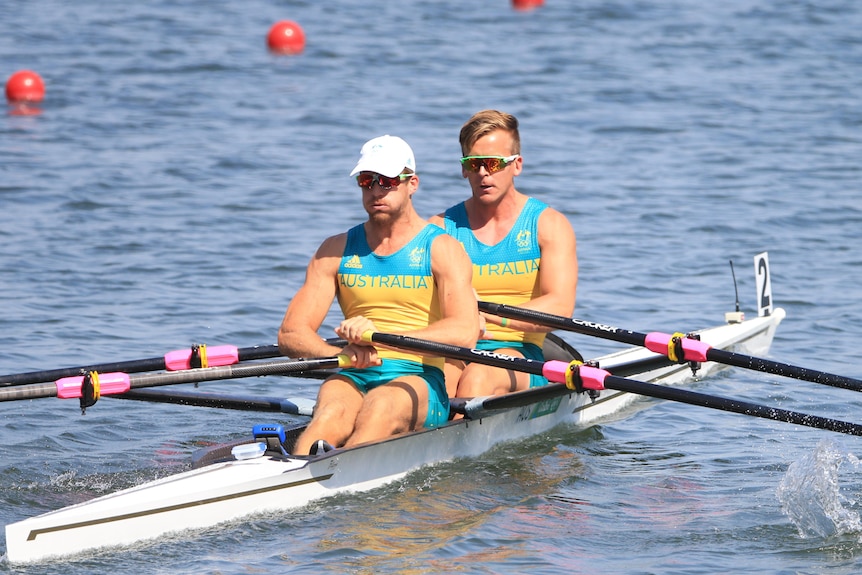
top-left (777, 439), bottom-right (862, 539)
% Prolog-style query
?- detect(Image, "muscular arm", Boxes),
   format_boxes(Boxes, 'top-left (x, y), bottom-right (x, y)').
top-left (486, 207), bottom-right (577, 332)
top-left (536, 207), bottom-right (577, 313)
top-left (277, 234), bottom-right (346, 358)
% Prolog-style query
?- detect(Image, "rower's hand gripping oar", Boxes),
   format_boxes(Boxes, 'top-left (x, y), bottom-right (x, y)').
top-left (362, 331), bottom-right (862, 438)
top-left (0, 355), bottom-right (353, 411)
top-left (478, 301), bottom-right (862, 393)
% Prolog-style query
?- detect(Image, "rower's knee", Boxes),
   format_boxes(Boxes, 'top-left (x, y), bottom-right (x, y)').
top-left (301, 401), bottom-right (359, 448)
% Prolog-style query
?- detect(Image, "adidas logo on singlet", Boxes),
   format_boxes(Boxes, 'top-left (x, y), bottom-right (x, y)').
top-left (344, 255), bottom-right (363, 269)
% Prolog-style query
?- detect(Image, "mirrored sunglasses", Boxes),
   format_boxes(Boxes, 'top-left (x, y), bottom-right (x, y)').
top-left (356, 173), bottom-right (412, 190)
top-left (460, 154), bottom-right (520, 174)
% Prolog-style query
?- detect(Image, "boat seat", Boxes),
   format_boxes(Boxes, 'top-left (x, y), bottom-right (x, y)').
top-left (543, 333), bottom-right (583, 363)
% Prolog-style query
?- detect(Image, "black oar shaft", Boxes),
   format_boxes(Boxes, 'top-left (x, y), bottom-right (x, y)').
top-left (706, 348), bottom-right (862, 392)
top-left (0, 345), bottom-right (279, 387)
top-left (0, 356), bottom-right (347, 403)
top-left (113, 389), bottom-right (313, 416)
top-left (478, 301), bottom-right (645, 346)
top-left (1, 339), bottom-right (348, 388)
top-left (127, 357), bottom-right (343, 389)
top-left (479, 301), bottom-right (862, 392)
top-left (368, 332), bottom-right (547, 376)
top-left (369, 331), bottom-right (862, 438)
top-left (604, 375), bottom-right (862, 436)
top-left (1, 356), bottom-right (165, 388)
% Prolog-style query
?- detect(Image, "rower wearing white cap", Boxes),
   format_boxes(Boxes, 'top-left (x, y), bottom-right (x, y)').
top-left (278, 135), bottom-right (479, 455)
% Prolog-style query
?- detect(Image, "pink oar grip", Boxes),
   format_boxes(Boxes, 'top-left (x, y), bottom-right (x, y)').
top-left (644, 332), bottom-right (712, 362)
top-left (542, 361), bottom-right (607, 391)
top-left (542, 360), bottom-right (571, 384)
top-left (164, 345), bottom-right (239, 371)
top-left (576, 364), bottom-right (609, 391)
top-left (680, 338), bottom-right (712, 362)
top-left (55, 372), bottom-right (131, 399)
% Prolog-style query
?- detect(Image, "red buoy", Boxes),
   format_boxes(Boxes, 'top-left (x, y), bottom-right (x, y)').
top-left (512, 0), bottom-right (545, 10)
top-left (267, 20), bottom-right (306, 54)
top-left (5, 70), bottom-right (45, 103)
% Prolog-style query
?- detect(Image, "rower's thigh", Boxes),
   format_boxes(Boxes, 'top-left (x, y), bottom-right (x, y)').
top-left (363, 375), bottom-right (431, 431)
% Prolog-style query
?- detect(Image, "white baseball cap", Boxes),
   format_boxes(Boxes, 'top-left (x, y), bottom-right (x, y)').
top-left (349, 135), bottom-right (416, 178)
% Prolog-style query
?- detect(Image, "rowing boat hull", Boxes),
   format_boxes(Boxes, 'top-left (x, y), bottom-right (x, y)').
top-left (4, 309), bottom-right (784, 563)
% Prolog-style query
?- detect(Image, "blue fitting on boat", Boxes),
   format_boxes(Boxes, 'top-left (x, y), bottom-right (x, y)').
top-left (253, 423), bottom-right (286, 444)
